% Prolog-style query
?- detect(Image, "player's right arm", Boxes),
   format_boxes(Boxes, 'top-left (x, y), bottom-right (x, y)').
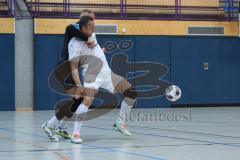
top-left (70, 61), bottom-right (81, 86)
top-left (87, 32), bottom-right (106, 52)
top-left (70, 61), bottom-right (84, 99)
top-left (68, 38), bottom-right (85, 99)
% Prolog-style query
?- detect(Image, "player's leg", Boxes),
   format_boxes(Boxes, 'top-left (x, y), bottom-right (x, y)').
top-left (53, 63), bottom-right (90, 139)
top-left (111, 73), bottom-right (137, 136)
top-left (42, 87), bottom-right (83, 141)
top-left (49, 79), bottom-right (97, 143)
top-left (42, 118), bottom-right (60, 142)
top-left (55, 119), bottom-right (69, 138)
top-left (71, 86), bottom-right (97, 144)
top-left (54, 97), bottom-right (83, 139)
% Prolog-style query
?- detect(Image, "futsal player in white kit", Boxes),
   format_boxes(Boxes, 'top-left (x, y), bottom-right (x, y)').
top-left (68, 15), bottom-right (137, 143)
top-left (42, 11), bottom-right (137, 144)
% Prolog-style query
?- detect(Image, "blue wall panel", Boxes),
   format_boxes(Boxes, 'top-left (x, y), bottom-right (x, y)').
top-left (98, 36), bottom-right (135, 76)
top-left (216, 38), bottom-right (240, 103)
top-left (134, 36), bottom-right (171, 108)
top-left (34, 35), bottom-right (240, 110)
top-left (0, 34), bottom-right (15, 110)
top-left (34, 35), bottom-right (60, 110)
top-left (98, 36), bottom-right (171, 108)
top-left (171, 37), bottom-right (240, 105)
top-left (97, 36), bottom-right (135, 107)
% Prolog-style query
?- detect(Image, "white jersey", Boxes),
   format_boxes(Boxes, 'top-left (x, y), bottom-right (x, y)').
top-left (68, 32), bottom-right (111, 78)
top-left (68, 33), bottom-right (124, 93)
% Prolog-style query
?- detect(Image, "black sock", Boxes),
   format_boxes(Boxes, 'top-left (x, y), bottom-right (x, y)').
top-left (55, 97), bottom-right (84, 120)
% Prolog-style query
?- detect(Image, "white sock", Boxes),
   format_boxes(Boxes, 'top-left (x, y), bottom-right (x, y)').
top-left (47, 116), bottom-right (59, 128)
top-left (73, 103), bottom-right (88, 135)
top-left (117, 98), bottom-right (135, 123)
top-left (58, 120), bottom-right (66, 129)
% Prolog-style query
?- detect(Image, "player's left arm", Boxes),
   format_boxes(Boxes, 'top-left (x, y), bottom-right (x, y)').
top-left (87, 33), bottom-right (106, 52)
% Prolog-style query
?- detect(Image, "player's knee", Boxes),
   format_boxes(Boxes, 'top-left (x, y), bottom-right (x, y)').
top-left (123, 87), bottom-right (138, 99)
top-left (83, 97), bottom-right (93, 107)
top-left (70, 97), bottom-right (83, 112)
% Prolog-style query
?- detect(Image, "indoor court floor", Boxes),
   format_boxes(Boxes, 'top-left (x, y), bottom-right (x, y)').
top-left (0, 107), bottom-right (240, 160)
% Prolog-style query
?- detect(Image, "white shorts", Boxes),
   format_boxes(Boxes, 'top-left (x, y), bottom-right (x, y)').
top-left (83, 71), bottom-right (124, 94)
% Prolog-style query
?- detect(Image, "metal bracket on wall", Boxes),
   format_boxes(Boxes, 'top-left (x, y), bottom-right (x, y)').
top-left (203, 62), bottom-right (209, 70)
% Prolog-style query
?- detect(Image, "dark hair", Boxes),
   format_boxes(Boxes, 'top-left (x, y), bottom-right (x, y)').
top-left (79, 16), bottom-right (94, 29)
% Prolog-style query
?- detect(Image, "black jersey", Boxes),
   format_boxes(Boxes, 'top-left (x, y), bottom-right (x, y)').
top-left (57, 23), bottom-right (88, 85)
top-left (60, 22), bottom-right (88, 62)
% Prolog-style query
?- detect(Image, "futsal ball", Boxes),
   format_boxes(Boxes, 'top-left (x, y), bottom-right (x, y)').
top-left (165, 85), bottom-right (181, 102)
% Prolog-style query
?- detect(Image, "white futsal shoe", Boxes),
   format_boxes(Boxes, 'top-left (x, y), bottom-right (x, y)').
top-left (70, 133), bottom-right (82, 144)
top-left (113, 121), bottom-right (132, 136)
top-left (42, 123), bottom-right (59, 142)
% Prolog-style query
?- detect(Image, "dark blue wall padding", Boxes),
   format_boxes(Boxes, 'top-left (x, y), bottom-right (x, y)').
top-left (34, 35), bottom-right (61, 110)
top-left (134, 36), bottom-right (171, 108)
top-left (96, 36), bottom-right (136, 107)
top-left (34, 35), bottom-right (240, 110)
top-left (0, 34), bottom-right (15, 110)
top-left (171, 37), bottom-right (240, 104)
